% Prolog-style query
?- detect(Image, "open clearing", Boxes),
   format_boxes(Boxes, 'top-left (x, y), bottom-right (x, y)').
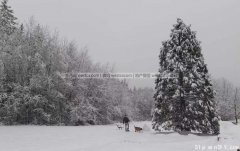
top-left (0, 121), bottom-right (239, 151)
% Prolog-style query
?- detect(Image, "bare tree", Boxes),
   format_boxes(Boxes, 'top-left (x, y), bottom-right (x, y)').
top-left (234, 88), bottom-right (239, 124)
top-left (213, 78), bottom-right (235, 120)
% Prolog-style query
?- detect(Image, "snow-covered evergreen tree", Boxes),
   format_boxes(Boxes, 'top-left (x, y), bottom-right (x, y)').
top-left (0, 0), bottom-right (18, 74)
top-left (0, 0), bottom-right (17, 35)
top-left (152, 19), bottom-right (220, 134)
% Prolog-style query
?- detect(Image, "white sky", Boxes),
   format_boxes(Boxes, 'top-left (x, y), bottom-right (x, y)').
top-left (10, 0), bottom-right (240, 88)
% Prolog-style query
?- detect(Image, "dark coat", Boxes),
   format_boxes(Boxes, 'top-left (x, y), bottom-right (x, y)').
top-left (123, 116), bottom-right (130, 124)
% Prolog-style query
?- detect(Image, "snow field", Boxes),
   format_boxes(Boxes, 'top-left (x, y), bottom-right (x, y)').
top-left (0, 121), bottom-right (239, 151)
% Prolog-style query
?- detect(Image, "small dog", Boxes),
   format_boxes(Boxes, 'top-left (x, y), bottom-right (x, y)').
top-left (134, 126), bottom-right (143, 132)
top-left (116, 124), bottom-right (123, 130)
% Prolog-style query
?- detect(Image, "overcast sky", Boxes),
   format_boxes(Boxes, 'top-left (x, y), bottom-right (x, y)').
top-left (10, 0), bottom-right (240, 88)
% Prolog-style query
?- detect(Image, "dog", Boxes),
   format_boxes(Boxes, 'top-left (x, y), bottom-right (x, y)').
top-left (134, 126), bottom-right (143, 132)
top-left (116, 124), bottom-right (123, 130)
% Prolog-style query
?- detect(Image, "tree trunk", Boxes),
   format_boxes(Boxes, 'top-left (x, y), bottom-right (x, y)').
top-left (234, 88), bottom-right (238, 124)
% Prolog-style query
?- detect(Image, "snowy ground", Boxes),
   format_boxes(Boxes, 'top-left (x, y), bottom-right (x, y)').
top-left (0, 121), bottom-right (239, 151)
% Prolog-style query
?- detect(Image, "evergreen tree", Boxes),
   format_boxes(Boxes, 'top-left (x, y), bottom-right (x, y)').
top-left (152, 19), bottom-right (220, 134)
top-left (0, 0), bottom-right (17, 35)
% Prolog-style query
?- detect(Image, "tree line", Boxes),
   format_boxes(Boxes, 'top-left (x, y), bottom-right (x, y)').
top-left (213, 78), bottom-right (240, 123)
top-left (0, 1), bottom-right (238, 127)
top-left (0, 0), bottom-right (154, 125)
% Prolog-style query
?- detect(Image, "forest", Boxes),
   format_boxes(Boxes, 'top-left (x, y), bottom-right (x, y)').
top-left (0, 0), bottom-right (153, 125)
top-left (0, 0), bottom-right (239, 126)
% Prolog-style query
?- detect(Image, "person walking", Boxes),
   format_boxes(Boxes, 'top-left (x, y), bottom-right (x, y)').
top-left (123, 114), bottom-right (130, 132)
